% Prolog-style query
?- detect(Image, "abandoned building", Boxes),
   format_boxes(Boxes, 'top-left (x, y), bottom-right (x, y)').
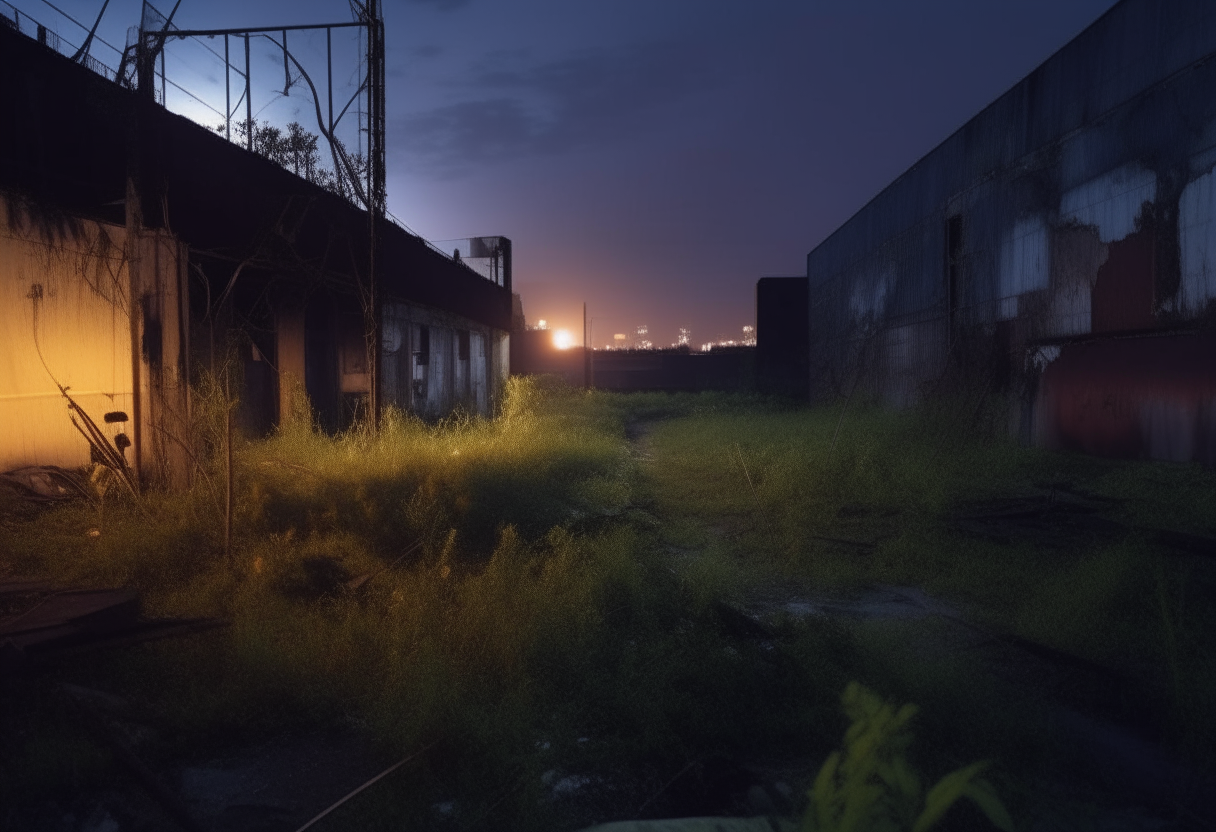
top-left (756, 276), bottom-right (809, 398)
top-left (0, 11), bottom-right (513, 486)
top-left (806, 0), bottom-right (1216, 465)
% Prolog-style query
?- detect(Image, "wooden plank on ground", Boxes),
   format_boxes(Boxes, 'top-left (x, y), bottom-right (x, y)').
top-left (0, 588), bottom-right (139, 637)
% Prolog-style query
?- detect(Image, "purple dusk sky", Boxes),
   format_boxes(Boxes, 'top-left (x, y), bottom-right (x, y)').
top-left (14, 0), bottom-right (1118, 347)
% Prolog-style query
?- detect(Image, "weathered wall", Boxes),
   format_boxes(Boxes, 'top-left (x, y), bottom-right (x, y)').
top-left (807, 0), bottom-right (1216, 464)
top-left (587, 348), bottom-right (754, 393)
top-left (1, 22), bottom-right (513, 445)
top-left (0, 194), bottom-right (191, 481)
top-left (382, 302), bottom-right (508, 420)
top-left (0, 196), bottom-right (134, 470)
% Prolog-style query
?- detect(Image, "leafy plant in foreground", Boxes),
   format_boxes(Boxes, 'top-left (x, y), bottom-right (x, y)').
top-left (803, 682), bottom-right (1014, 832)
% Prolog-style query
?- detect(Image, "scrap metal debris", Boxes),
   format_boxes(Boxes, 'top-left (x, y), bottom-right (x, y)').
top-left (0, 584), bottom-right (225, 674)
top-left (0, 465), bottom-right (89, 501)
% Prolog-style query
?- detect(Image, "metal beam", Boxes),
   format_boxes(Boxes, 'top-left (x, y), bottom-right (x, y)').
top-left (244, 33), bottom-right (251, 151)
top-left (224, 35), bottom-right (230, 140)
top-left (167, 21), bottom-right (363, 38)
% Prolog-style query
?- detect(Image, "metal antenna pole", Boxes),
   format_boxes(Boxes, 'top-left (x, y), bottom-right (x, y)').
top-left (327, 27), bottom-right (333, 138)
top-left (71, 0), bottom-right (112, 64)
top-left (244, 33), bottom-right (252, 151)
top-left (365, 0), bottom-right (386, 430)
top-left (224, 35), bottom-right (230, 141)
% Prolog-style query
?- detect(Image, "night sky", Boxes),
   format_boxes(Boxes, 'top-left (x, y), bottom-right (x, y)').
top-left (14, 0), bottom-right (1119, 347)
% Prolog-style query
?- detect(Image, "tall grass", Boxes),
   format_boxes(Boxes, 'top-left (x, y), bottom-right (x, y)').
top-left (5, 381), bottom-right (1212, 829)
top-left (0, 381), bottom-right (851, 829)
top-left (642, 395), bottom-right (1216, 775)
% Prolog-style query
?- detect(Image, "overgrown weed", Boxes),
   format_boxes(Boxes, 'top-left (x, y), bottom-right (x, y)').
top-left (642, 392), bottom-right (1216, 778)
top-left (0, 380), bottom-right (847, 828)
top-left (4, 380), bottom-right (1214, 827)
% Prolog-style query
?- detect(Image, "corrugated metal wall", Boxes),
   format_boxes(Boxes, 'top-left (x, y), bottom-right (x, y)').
top-left (0, 197), bottom-right (134, 470)
top-left (382, 302), bottom-right (507, 420)
top-left (807, 0), bottom-right (1216, 463)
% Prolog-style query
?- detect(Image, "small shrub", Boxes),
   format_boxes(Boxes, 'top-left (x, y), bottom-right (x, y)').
top-left (804, 682), bottom-right (1013, 832)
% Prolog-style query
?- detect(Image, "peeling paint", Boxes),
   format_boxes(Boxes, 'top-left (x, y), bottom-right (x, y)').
top-left (806, 0), bottom-right (1216, 464)
top-left (1045, 225), bottom-right (1106, 337)
top-left (1178, 166), bottom-right (1216, 315)
top-left (848, 268), bottom-right (892, 329)
top-left (1060, 164), bottom-right (1157, 244)
top-left (998, 216), bottom-right (1050, 320)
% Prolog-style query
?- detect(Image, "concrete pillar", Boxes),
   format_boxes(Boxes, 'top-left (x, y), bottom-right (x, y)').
top-left (128, 229), bottom-right (191, 490)
top-left (276, 304), bottom-right (307, 426)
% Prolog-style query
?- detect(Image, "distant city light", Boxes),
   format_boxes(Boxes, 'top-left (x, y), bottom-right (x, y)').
top-left (536, 319), bottom-right (548, 330)
top-left (553, 329), bottom-right (573, 349)
top-left (635, 325), bottom-right (652, 350)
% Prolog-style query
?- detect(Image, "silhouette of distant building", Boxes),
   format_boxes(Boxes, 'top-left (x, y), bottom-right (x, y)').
top-left (756, 277), bottom-right (808, 398)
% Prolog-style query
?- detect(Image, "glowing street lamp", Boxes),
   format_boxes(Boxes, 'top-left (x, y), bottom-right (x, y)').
top-left (553, 329), bottom-right (573, 349)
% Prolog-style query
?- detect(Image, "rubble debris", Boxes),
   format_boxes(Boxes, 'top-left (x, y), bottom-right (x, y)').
top-left (0, 586), bottom-right (225, 673)
top-left (949, 492), bottom-right (1126, 547)
top-left (0, 465), bottom-right (88, 501)
top-left (65, 685), bottom-right (207, 832)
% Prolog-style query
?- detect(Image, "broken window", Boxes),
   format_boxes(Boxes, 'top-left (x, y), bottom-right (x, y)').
top-left (946, 214), bottom-right (963, 330)
top-left (412, 325), bottom-right (430, 400)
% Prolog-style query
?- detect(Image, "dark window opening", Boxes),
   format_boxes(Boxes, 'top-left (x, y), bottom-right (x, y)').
top-left (412, 325), bottom-right (429, 400)
top-left (414, 326), bottom-right (430, 366)
top-left (945, 215), bottom-right (963, 329)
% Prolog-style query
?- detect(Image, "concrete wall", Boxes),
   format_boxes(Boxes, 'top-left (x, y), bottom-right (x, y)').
top-left (0, 197), bottom-right (134, 470)
top-left (1, 194), bottom-right (190, 482)
top-left (807, 0), bottom-right (1216, 464)
top-left (589, 349), bottom-right (754, 393)
top-left (510, 329), bottom-right (587, 388)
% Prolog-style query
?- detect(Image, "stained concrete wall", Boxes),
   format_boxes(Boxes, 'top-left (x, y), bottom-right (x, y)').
top-left (807, 0), bottom-right (1216, 464)
top-left (1, 194), bottom-right (190, 482)
top-left (0, 197), bottom-right (134, 470)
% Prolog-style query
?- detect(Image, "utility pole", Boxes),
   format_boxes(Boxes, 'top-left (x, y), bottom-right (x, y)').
top-left (366, 0), bottom-right (386, 431)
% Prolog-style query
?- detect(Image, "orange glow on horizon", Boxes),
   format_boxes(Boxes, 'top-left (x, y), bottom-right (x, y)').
top-left (553, 329), bottom-right (573, 349)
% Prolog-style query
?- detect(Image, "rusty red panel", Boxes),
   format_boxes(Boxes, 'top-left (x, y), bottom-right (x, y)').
top-left (1036, 331), bottom-right (1216, 465)
top-left (1091, 230), bottom-right (1157, 333)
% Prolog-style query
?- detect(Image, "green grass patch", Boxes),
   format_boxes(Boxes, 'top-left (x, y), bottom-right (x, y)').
top-left (2, 382), bottom-right (1213, 830)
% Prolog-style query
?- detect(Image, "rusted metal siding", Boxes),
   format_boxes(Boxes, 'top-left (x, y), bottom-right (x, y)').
top-left (0, 197), bottom-right (134, 471)
top-left (807, 0), bottom-right (1216, 464)
top-left (1036, 332), bottom-right (1216, 465)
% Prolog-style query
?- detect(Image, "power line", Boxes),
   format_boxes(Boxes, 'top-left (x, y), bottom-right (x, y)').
top-left (36, 0), bottom-right (121, 57)
top-left (144, 0), bottom-right (243, 77)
